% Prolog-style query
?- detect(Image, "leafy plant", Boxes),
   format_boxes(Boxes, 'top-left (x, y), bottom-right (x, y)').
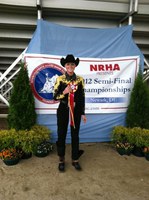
top-left (0, 129), bottom-right (22, 161)
top-left (35, 141), bottom-right (53, 157)
top-left (112, 126), bottom-right (134, 155)
top-left (142, 129), bottom-right (149, 146)
top-left (126, 71), bottom-right (149, 129)
top-left (112, 126), bottom-right (149, 148)
top-left (0, 148), bottom-right (21, 160)
top-left (31, 124), bottom-right (50, 142)
top-left (0, 125), bottom-right (51, 155)
top-left (130, 127), bottom-right (144, 147)
top-left (116, 142), bottom-right (134, 150)
top-left (0, 129), bottom-right (19, 150)
top-left (18, 125), bottom-right (51, 154)
top-left (31, 125), bottom-right (51, 154)
top-left (7, 62), bottom-right (36, 130)
top-left (111, 126), bottom-right (129, 143)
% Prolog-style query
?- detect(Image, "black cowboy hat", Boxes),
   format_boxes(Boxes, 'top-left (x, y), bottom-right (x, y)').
top-left (60, 54), bottom-right (79, 67)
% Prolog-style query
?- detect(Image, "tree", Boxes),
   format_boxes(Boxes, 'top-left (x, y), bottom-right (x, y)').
top-left (7, 62), bottom-right (36, 130)
top-left (126, 70), bottom-right (149, 129)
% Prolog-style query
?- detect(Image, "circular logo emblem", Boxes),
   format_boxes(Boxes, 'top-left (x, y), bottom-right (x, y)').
top-left (30, 63), bottom-right (65, 104)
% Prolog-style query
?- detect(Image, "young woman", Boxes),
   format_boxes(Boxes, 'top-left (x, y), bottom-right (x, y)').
top-left (53, 54), bottom-right (87, 172)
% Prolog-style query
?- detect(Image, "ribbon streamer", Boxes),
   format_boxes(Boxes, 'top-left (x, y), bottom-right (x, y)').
top-left (69, 92), bottom-right (75, 128)
top-left (68, 81), bottom-right (77, 128)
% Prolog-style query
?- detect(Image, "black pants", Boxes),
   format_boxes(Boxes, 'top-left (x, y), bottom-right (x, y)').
top-left (56, 102), bottom-right (81, 160)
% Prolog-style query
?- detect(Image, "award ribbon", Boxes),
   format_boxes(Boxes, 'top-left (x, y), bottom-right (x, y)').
top-left (68, 81), bottom-right (77, 128)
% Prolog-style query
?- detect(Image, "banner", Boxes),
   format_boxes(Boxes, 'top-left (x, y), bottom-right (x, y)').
top-left (25, 53), bottom-right (140, 114)
top-left (24, 20), bottom-right (144, 142)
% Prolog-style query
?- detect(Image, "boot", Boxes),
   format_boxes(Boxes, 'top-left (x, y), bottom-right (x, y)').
top-left (58, 156), bottom-right (65, 172)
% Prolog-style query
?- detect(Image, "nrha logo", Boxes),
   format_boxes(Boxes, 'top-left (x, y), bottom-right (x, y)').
top-left (30, 63), bottom-right (65, 104)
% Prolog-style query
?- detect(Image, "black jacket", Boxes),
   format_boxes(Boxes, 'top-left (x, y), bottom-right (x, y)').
top-left (53, 73), bottom-right (85, 115)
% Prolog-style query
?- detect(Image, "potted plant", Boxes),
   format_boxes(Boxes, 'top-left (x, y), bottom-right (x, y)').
top-left (31, 125), bottom-right (52, 157)
top-left (142, 129), bottom-right (149, 161)
top-left (0, 148), bottom-right (21, 166)
top-left (131, 127), bottom-right (145, 157)
top-left (0, 129), bottom-right (22, 165)
top-left (35, 141), bottom-right (53, 157)
top-left (17, 129), bottom-right (35, 159)
top-left (0, 125), bottom-right (52, 163)
top-left (111, 126), bottom-right (134, 156)
top-left (143, 147), bottom-right (149, 161)
top-left (17, 125), bottom-right (51, 158)
top-left (115, 142), bottom-right (134, 156)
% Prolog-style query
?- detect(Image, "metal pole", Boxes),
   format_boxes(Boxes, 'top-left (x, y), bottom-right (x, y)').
top-left (37, 0), bottom-right (42, 20)
top-left (0, 48), bottom-right (27, 83)
top-left (0, 94), bottom-right (9, 106)
top-left (128, 0), bottom-right (133, 25)
top-left (134, 0), bottom-right (139, 12)
top-left (119, 0), bottom-right (138, 26)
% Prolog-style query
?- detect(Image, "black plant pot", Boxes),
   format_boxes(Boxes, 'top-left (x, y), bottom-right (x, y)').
top-left (133, 146), bottom-right (144, 157)
top-left (35, 151), bottom-right (49, 158)
top-left (116, 147), bottom-right (126, 155)
top-left (21, 152), bottom-right (32, 159)
top-left (116, 147), bottom-right (132, 156)
top-left (145, 153), bottom-right (149, 161)
top-left (3, 158), bottom-right (20, 166)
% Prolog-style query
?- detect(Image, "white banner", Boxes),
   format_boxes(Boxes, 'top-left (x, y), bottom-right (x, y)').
top-left (24, 54), bottom-right (140, 114)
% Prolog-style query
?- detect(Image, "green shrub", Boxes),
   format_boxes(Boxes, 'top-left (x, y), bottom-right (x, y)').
top-left (130, 127), bottom-right (144, 147)
top-left (112, 126), bottom-right (130, 143)
top-left (31, 124), bottom-right (50, 142)
top-left (141, 128), bottom-right (149, 147)
top-left (17, 125), bottom-right (51, 153)
top-left (7, 62), bottom-right (36, 130)
top-left (0, 125), bottom-right (51, 154)
top-left (126, 71), bottom-right (149, 129)
top-left (0, 129), bottom-right (18, 150)
top-left (112, 126), bottom-right (149, 148)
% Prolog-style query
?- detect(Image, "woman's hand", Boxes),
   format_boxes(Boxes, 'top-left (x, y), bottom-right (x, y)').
top-left (81, 115), bottom-right (87, 123)
top-left (63, 85), bottom-right (72, 94)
